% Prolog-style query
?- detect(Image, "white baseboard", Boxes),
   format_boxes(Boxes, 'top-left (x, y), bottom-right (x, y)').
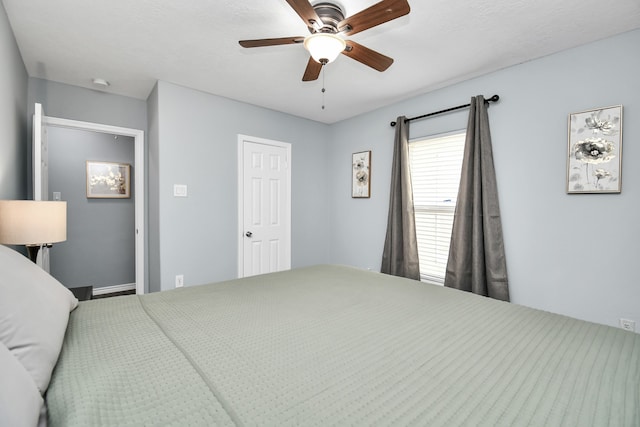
top-left (92, 283), bottom-right (136, 296)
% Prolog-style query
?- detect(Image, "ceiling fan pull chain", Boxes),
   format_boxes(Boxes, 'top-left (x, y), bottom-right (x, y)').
top-left (321, 65), bottom-right (326, 110)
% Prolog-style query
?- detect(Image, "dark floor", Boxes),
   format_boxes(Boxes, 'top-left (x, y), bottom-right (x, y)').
top-left (92, 289), bottom-right (136, 299)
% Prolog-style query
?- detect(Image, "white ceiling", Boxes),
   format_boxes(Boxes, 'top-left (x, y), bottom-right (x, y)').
top-left (3, 0), bottom-right (640, 124)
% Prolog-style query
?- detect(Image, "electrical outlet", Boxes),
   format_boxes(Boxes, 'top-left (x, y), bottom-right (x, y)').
top-left (175, 274), bottom-right (184, 288)
top-left (619, 318), bottom-right (636, 332)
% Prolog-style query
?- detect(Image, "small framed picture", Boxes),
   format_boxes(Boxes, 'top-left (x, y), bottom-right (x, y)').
top-left (86, 161), bottom-right (131, 198)
top-left (567, 105), bottom-right (622, 193)
top-left (352, 151), bottom-right (371, 198)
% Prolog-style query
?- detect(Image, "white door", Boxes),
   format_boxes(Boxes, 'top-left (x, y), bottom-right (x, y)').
top-left (238, 135), bottom-right (291, 277)
top-left (32, 103), bottom-right (51, 270)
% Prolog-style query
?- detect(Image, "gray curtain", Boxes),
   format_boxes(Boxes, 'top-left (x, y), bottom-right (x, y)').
top-left (381, 117), bottom-right (420, 280)
top-left (444, 96), bottom-right (510, 301)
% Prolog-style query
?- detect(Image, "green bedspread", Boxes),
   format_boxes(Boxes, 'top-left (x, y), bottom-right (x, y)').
top-left (47, 265), bottom-right (640, 426)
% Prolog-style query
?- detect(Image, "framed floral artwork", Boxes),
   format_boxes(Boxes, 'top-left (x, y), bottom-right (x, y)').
top-left (567, 105), bottom-right (622, 193)
top-left (352, 151), bottom-right (371, 198)
top-left (86, 161), bottom-right (131, 198)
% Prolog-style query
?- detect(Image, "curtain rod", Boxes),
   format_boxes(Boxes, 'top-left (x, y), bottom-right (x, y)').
top-left (389, 95), bottom-right (500, 127)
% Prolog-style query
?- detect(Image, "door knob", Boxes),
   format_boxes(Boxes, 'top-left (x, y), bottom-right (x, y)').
top-left (245, 231), bottom-right (253, 238)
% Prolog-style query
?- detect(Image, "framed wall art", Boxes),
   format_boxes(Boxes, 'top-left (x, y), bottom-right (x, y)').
top-left (86, 161), bottom-right (131, 198)
top-left (567, 105), bottom-right (622, 194)
top-left (352, 151), bottom-right (371, 198)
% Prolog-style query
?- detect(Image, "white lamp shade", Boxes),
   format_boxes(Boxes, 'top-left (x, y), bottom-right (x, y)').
top-left (303, 33), bottom-right (346, 64)
top-left (0, 200), bottom-right (67, 245)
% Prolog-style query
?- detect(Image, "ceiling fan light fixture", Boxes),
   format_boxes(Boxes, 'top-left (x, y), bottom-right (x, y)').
top-left (304, 33), bottom-right (346, 64)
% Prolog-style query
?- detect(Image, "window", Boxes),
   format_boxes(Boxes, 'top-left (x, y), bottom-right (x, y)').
top-left (408, 131), bottom-right (466, 284)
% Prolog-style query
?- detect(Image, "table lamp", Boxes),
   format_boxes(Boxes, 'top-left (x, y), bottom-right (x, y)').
top-left (0, 200), bottom-right (67, 263)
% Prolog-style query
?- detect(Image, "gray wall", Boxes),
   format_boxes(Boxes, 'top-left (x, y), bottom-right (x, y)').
top-left (149, 81), bottom-right (330, 291)
top-left (0, 2), bottom-right (27, 199)
top-left (147, 84), bottom-right (161, 292)
top-left (27, 78), bottom-right (147, 129)
top-left (327, 29), bottom-right (640, 328)
top-left (47, 127), bottom-right (135, 289)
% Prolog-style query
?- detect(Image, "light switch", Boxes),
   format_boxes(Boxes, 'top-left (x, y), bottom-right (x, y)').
top-left (173, 184), bottom-right (188, 197)
top-left (53, 192), bottom-right (61, 201)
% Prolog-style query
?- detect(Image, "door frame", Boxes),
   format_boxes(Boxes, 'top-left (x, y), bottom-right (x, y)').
top-left (237, 134), bottom-right (291, 278)
top-left (40, 112), bottom-right (146, 295)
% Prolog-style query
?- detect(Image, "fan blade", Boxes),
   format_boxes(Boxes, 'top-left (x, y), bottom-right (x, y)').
top-left (302, 57), bottom-right (323, 81)
top-left (239, 37), bottom-right (304, 48)
top-left (285, 0), bottom-right (323, 29)
top-left (342, 40), bottom-right (393, 72)
top-left (339, 0), bottom-right (410, 36)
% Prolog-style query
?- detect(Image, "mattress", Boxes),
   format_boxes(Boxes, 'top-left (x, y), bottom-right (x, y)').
top-left (46, 265), bottom-right (640, 426)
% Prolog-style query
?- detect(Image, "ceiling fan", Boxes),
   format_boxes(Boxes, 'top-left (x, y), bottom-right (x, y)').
top-left (239, 0), bottom-right (411, 81)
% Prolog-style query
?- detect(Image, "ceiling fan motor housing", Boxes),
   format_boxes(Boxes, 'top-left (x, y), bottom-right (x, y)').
top-left (311, 2), bottom-right (345, 33)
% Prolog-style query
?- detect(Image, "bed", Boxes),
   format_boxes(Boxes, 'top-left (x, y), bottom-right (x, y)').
top-left (1, 245), bottom-right (639, 426)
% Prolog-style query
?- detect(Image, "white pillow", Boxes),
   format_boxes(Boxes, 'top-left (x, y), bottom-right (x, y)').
top-left (0, 244), bottom-right (78, 395)
top-left (0, 342), bottom-right (46, 427)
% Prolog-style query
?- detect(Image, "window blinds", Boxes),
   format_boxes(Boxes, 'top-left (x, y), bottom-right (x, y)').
top-left (408, 132), bottom-right (465, 284)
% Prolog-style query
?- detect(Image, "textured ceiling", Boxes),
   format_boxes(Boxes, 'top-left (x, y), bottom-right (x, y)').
top-left (3, 0), bottom-right (640, 123)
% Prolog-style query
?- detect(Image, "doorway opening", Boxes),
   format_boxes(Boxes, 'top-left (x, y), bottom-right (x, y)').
top-left (34, 103), bottom-right (145, 295)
